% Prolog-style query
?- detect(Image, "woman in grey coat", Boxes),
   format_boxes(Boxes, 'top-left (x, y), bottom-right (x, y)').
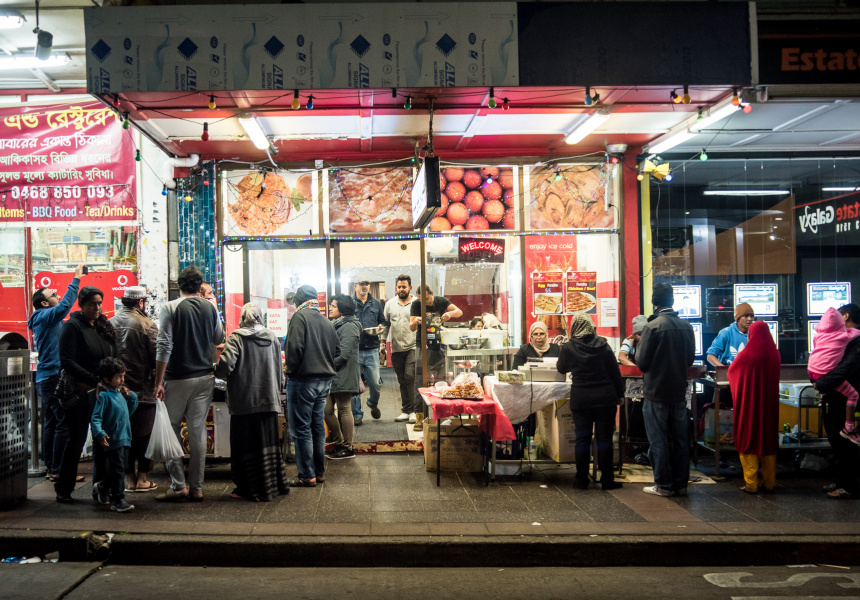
top-left (325, 294), bottom-right (362, 460)
top-left (216, 303), bottom-right (288, 501)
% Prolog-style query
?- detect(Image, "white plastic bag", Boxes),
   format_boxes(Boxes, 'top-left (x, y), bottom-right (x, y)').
top-left (145, 400), bottom-right (184, 462)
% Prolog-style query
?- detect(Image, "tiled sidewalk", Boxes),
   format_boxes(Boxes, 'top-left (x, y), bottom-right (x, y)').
top-left (3, 453), bottom-right (859, 538)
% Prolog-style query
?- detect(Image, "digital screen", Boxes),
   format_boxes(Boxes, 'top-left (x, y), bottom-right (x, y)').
top-left (672, 285), bottom-right (701, 319)
top-left (734, 283), bottom-right (778, 317)
top-left (808, 320), bottom-right (820, 354)
top-left (691, 322), bottom-right (703, 356)
top-left (807, 282), bottom-right (851, 317)
top-left (763, 320), bottom-right (779, 345)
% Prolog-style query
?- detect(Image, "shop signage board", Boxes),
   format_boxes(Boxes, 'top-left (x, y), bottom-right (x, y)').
top-left (524, 164), bottom-right (613, 231)
top-left (0, 103), bottom-right (137, 223)
top-left (84, 3), bottom-right (518, 93)
top-left (434, 165), bottom-right (516, 232)
top-left (33, 270), bottom-right (139, 319)
top-left (734, 283), bottom-right (778, 317)
top-left (807, 282), bottom-right (851, 317)
top-left (795, 193), bottom-right (860, 245)
top-left (458, 236), bottom-right (505, 263)
top-left (672, 284), bottom-right (702, 319)
top-left (222, 170), bottom-right (317, 237)
top-left (266, 308), bottom-right (288, 336)
top-left (327, 167), bottom-right (413, 233)
top-left (564, 271), bottom-right (596, 315)
top-left (758, 19), bottom-right (860, 85)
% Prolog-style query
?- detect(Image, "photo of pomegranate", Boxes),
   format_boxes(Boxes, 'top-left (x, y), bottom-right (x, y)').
top-left (466, 215), bottom-right (489, 230)
top-left (437, 193), bottom-right (449, 217)
top-left (503, 208), bottom-right (515, 229)
top-left (464, 190), bottom-right (485, 214)
top-left (498, 169), bottom-right (514, 189)
top-left (462, 169), bottom-right (482, 189)
top-left (446, 202), bottom-right (470, 226)
top-left (483, 199), bottom-right (505, 223)
top-left (445, 181), bottom-right (466, 202)
top-left (443, 167), bottom-right (464, 182)
top-left (452, 225), bottom-right (465, 231)
top-left (440, 173), bottom-right (447, 190)
top-left (429, 216), bottom-right (451, 231)
top-left (481, 180), bottom-right (503, 200)
top-left (503, 188), bottom-right (514, 207)
top-left (480, 167), bottom-right (500, 180)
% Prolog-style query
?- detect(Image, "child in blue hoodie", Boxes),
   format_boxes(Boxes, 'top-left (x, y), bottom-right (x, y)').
top-left (91, 358), bottom-right (138, 513)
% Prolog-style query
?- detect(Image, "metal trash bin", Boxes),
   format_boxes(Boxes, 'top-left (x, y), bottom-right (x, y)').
top-left (0, 349), bottom-right (30, 507)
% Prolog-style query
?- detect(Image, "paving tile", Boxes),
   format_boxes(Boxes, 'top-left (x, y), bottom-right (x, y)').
top-left (200, 503), bottom-right (266, 523)
top-left (313, 510), bottom-right (373, 523)
top-left (529, 510), bottom-right (594, 523)
top-left (311, 523), bottom-right (372, 536)
top-left (428, 522), bottom-right (489, 536)
top-left (596, 522), bottom-right (665, 535)
top-left (636, 510), bottom-right (703, 522)
top-left (370, 522), bottom-right (431, 535)
top-left (425, 512), bottom-right (493, 523)
top-left (251, 522), bottom-right (314, 535)
top-left (191, 522), bottom-right (256, 535)
top-left (689, 509), bottom-right (756, 523)
top-left (711, 522), bottom-right (784, 535)
top-left (485, 522), bottom-right (548, 535)
top-left (542, 522), bottom-right (603, 535)
top-left (369, 511), bottom-right (425, 524)
top-left (422, 501), bottom-right (477, 513)
top-left (255, 511), bottom-right (317, 524)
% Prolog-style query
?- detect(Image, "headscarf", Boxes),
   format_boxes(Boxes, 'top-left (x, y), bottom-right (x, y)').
top-left (239, 302), bottom-right (264, 330)
top-left (528, 321), bottom-right (551, 354)
top-left (727, 320), bottom-right (781, 456)
top-left (569, 313), bottom-right (596, 339)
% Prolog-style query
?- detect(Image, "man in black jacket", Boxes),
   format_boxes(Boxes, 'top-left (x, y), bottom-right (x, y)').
top-left (813, 303), bottom-right (860, 499)
top-left (283, 285), bottom-right (339, 487)
top-left (635, 283), bottom-right (695, 497)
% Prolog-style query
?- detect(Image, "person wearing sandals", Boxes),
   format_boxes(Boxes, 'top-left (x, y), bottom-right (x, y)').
top-left (325, 294), bottom-right (361, 460)
top-left (216, 303), bottom-right (289, 501)
top-left (727, 321), bottom-right (781, 494)
top-left (557, 313), bottom-right (625, 491)
top-left (283, 285), bottom-right (339, 487)
top-left (814, 303), bottom-right (860, 499)
top-left (109, 286), bottom-right (159, 494)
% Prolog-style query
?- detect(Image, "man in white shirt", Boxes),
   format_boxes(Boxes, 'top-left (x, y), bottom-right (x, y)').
top-left (384, 275), bottom-right (417, 422)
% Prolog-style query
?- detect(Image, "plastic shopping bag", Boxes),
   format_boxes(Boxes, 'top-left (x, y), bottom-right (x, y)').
top-left (145, 400), bottom-right (184, 462)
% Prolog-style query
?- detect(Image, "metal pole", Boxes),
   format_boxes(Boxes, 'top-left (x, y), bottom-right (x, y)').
top-left (28, 372), bottom-right (45, 476)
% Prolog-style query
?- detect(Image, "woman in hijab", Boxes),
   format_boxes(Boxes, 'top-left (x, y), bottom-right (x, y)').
top-left (512, 321), bottom-right (561, 369)
top-left (728, 320), bottom-right (781, 494)
top-left (557, 314), bottom-right (625, 490)
top-left (216, 303), bottom-right (289, 501)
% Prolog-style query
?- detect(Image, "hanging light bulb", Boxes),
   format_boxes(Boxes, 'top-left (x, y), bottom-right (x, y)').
top-left (112, 95), bottom-right (120, 108)
top-left (184, 193), bottom-right (193, 202)
top-left (665, 173), bottom-right (673, 182)
top-left (487, 87), bottom-right (496, 109)
top-left (404, 96), bottom-right (412, 110)
top-left (584, 86), bottom-right (593, 106)
top-left (161, 186), bottom-right (168, 196)
top-left (700, 149), bottom-right (708, 161)
top-left (682, 84), bottom-right (691, 104)
top-left (637, 173), bottom-right (645, 181)
top-left (670, 89), bottom-right (680, 104)
top-left (208, 94), bottom-right (216, 110)
top-left (555, 170), bottom-right (562, 181)
top-left (201, 122), bottom-right (210, 142)
top-left (291, 89), bottom-right (300, 110)
top-left (203, 178), bottom-right (210, 186)
top-left (742, 103), bottom-right (752, 113)
top-left (731, 88), bottom-right (740, 106)
top-left (135, 149), bottom-right (141, 162)
top-left (122, 113), bottom-right (130, 129)
top-left (502, 98), bottom-right (509, 111)
top-left (306, 95), bottom-right (314, 110)
top-left (696, 107), bottom-right (704, 123)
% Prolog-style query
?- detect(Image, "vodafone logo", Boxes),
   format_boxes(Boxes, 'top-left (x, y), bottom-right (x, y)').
top-left (40, 276), bottom-right (52, 288)
top-left (117, 274), bottom-right (129, 286)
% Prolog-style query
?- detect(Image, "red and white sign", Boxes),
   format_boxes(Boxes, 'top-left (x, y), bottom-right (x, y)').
top-left (267, 308), bottom-right (288, 336)
top-left (458, 236), bottom-right (505, 263)
top-left (34, 270), bottom-right (139, 319)
top-left (0, 102), bottom-right (137, 223)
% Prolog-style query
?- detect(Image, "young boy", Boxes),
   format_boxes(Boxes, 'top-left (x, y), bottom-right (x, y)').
top-left (91, 357), bottom-right (138, 512)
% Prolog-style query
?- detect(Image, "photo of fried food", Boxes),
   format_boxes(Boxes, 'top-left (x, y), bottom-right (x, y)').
top-left (529, 165), bottom-right (614, 230)
top-left (566, 291), bottom-right (596, 313)
top-left (329, 167), bottom-right (413, 232)
top-left (228, 172), bottom-right (293, 235)
top-left (535, 293), bottom-right (562, 314)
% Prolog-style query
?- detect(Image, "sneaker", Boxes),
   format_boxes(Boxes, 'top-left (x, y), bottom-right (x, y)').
top-left (408, 412), bottom-right (417, 423)
top-left (643, 485), bottom-right (674, 497)
top-left (371, 407), bottom-right (381, 419)
top-left (354, 417), bottom-right (363, 427)
top-left (111, 499), bottom-right (134, 513)
top-left (330, 448), bottom-right (355, 460)
top-left (840, 428), bottom-right (860, 446)
top-left (394, 412), bottom-right (410, 422)
top-left (94, 482), bottom-right (110, 505)
top-left (325, 445), bottom-right (341, 457)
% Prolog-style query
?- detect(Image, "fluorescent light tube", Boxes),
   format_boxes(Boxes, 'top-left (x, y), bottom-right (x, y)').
top-left (647, 130), bottom-right (695, 154)
top-left (689, 103), bottom-right (740, 132)
top-left (238, 115), bottom-right (269, 149)
top-left (0, 53), bottom-right (69, 70)
top-left (565, 109), bottom-right (610, 145)
top-left (703, 190), bottom-right (789, 196)
top-left (822, 187), bottom-right (859, 192)
top-left (0, 11), bottom-right (24, 29)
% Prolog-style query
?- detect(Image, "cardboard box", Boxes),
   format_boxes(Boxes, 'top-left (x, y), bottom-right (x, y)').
top-left (423, 418), bottom-right (483, 472)
top-left (534, 398), bottom-right (576, 463)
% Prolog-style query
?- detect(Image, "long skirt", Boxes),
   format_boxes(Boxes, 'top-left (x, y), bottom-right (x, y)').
top-left (230, 412), bottom-right (289, 502)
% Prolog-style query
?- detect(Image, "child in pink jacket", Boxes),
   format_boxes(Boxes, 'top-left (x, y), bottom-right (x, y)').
top-left (809, 307), bottom-right (860, 445)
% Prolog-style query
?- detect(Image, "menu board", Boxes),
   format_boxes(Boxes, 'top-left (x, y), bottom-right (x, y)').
top-left (673, 285), bottom-right (702, 319)
top-left (532, 271), bottom-right (564, 315)
top-left (691, 322), bottom-right (703, 356)
top-left (807, 282), bottom-right (851, 316)
top-left (763, 321), bottom-right (779, 345)
top-left (808, 320), bottom-right (820, 353)
top-left (565, 271), bottom-right (597, 314)
top-left (734, 283), bottom-right (778, 317)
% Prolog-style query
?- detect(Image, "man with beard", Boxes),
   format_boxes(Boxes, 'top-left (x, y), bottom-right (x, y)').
top-left (384, 275), bottom-right (417, 423)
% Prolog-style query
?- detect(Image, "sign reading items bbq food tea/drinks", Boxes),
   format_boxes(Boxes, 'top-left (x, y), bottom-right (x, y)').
top-left (327, 167), bottom-right (413, 233)
top-left (564, 271), bottom-right (596, 315)
top-left (0, 103), bottom-right (137, 223)
top-left (222, 170), bottom-right (317, 236)
top-left (524, 164), bottom-right (613, 230)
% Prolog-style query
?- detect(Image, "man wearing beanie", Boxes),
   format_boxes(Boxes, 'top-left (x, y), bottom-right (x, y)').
top-left (634, 283), bottom-right (695, 497)
top-left (618, 314), bottom-right (648, 366)
top-left (283, 285), bottom-right (339, 487)
top-left (707, 303), bottom-right (755, 368)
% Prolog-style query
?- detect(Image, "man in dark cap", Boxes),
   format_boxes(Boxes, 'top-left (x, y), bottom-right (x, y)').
top-left (283, 285), bottom-right (339, 487)
top-left (635, 283), bottom-right (695, 497)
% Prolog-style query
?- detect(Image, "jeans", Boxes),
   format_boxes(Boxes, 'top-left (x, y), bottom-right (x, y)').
top-left (351, 349), bottom-right (381, 419)
top-left (163, 375), bottom-right (214, 495)
top-left (54, 398), bottom-right (102, 497)
top-left (287, 378), bottom-right (331, 480)
top-left (99, 447), bottom-right (129, 503)
top-left (572, 406), bottom-right (617, 484)
top-left (642, 399), bottom-right (690, 492)
top-left (325, 391), bottom-right (355, 450)
top-left (391, 349), bottom-right (416, 413)
top-left (126, 402), bottom-right (155, 474)
top-left (38, 375), bottom-right (66, 476)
